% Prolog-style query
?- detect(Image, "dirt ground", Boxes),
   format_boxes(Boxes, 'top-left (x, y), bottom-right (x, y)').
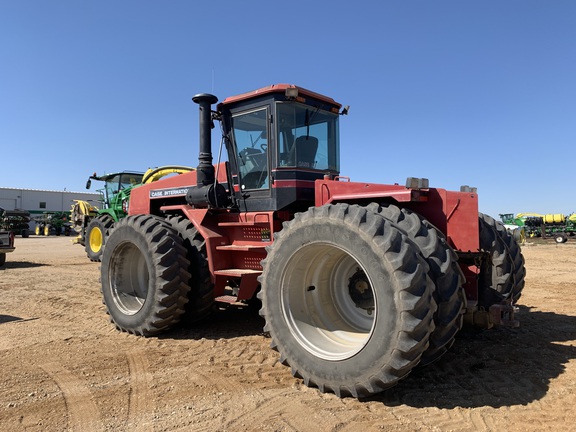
top-left (0, 236), bottom-right (575, 432)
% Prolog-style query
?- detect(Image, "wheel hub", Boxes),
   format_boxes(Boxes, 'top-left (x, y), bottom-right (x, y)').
top-left (89, 227), bottom-right (103, 252)
top-left (348, 268), bottom-right (375, 314)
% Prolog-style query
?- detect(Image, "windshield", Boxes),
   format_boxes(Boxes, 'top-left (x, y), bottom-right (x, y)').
top-left (276, 102), bottom-right (340, 172)
top-left (102, 173), bottom-right (143, 205)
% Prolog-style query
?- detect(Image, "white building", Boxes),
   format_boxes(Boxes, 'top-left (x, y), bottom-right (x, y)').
top-left (0, 187), bottom-right (101, 216)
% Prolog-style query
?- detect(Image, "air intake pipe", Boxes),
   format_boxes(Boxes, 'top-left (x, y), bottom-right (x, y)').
top-left (186, 93), bottom-right (228, 208)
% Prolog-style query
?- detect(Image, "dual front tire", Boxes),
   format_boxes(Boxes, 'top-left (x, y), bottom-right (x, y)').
top-left (100, 214), bottom-right (214, 336)
top-left (100, 215), bottom-right (191, 336)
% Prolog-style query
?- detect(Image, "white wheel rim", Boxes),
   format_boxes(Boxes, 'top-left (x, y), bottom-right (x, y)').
top-left (280, 242), bottom-right (376, 361)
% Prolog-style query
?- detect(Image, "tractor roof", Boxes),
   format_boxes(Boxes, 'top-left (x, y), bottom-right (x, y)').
top-left (91, 171), bottom-right (144, 182)
top-left (218, 84), bottom-right (342, 111)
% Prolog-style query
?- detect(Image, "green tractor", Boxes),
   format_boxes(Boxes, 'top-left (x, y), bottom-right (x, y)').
top-left (71, 167), bottom-right (193, 261)
top-left (34, 211), bottom-right (73, 236)
top-left (71, 171), bottom-right (145, 261)
top-left (499, 213), bottom-right (526, 244)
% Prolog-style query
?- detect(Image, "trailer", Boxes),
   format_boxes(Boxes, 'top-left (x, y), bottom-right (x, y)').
top-left (0, 208), bottom-right (31, 238)
top-left (500, 212), bottom-right (576, 243)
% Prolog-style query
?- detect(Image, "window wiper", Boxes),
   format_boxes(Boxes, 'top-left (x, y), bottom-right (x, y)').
top-left (304, 106), bottom-right (321, 139)
top-left (250, 131), bottom-right (265, 148)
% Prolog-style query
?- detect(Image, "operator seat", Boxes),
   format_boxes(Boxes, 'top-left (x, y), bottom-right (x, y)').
top-left (242, 169), bottom-right (268, 189)
top-left (293, 136), bottom-right (318, 168)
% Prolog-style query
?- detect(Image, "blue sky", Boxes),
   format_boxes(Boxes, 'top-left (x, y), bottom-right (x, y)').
top-left (1, 1), bottom-right (575, 218)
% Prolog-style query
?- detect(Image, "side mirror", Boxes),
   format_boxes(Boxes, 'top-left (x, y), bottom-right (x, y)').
top-left (86, 179), bottom-right (92, 189)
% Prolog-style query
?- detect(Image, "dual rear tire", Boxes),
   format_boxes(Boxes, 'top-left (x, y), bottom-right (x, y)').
top-left (366, 203), bottom-right (465, 367)
top-left (258, 203), bottom-right (439, 398)
top-left (478, 213), bottom-right (526, 307)
top-left (259, 205), bottom-right (526, 397)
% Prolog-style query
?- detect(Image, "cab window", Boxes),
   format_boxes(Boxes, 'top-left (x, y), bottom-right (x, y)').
top-left (231, 108), bottom-right (269, 190)
top-left (276, 102), bottom-right (340, 172)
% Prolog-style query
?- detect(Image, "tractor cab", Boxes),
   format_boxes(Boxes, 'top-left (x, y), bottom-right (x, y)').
top-left (86, 171), bottom-right (144, 217)
top-left (218, 84), bottom-right (345, 213)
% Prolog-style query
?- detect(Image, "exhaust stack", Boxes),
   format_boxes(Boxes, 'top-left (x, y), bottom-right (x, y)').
top-left (192, 93), bottom-right (218, 187)
top-left (186, 93), bottom-right (228, 208)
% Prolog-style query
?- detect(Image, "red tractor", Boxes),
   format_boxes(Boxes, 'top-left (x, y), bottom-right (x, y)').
top-left (100, 84), bottom-right (525, 398)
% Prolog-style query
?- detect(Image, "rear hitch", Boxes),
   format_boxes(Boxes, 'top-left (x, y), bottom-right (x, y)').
top-left (489, 301), bottom-right (520, 328)
top-left (464, 300), bottom-right (520, 329)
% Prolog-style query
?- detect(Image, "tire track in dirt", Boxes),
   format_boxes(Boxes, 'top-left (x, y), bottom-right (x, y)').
top-left (373, 380), bottom-right (501, 431)
top-left (214, 337), bottom-right (295, 390)
top-left (176, 337), bottom-right (301, 430)
top-left (190, 368), bottom-right (248, 398)
top-left (219, 386), bottom-right (352, 431)
top-left (417, 407), bottom-right (490, 432)
top-left (272, 396), bottom-right (346, 432)
top-left (175, 369), bottom-right (248, 431)
top-left (184, 337), bottom-right (371, 431)
top-left (126, 350), bottom-right (154, 431)
top-left (40, 362), bottom-right (103, 432)
top-left (221, 388), bottom-right (295, 430)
